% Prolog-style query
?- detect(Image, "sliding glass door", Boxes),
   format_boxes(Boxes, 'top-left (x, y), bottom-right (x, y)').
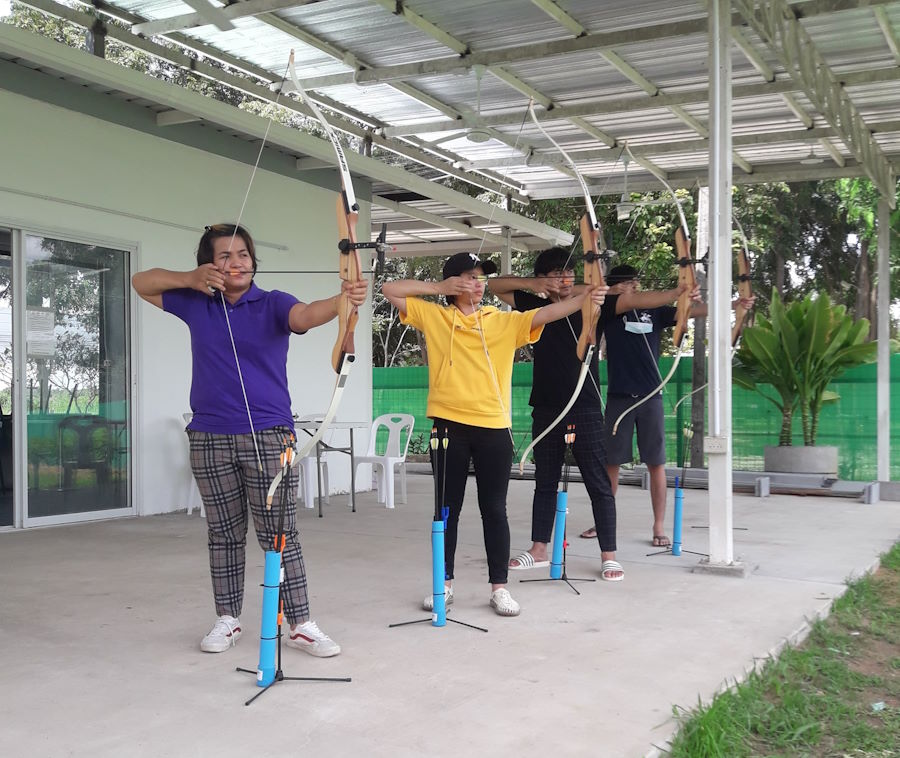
top-left (0, 229), bottom-right (12, 527)
top-left (20, 232), bottom-right (132, 524)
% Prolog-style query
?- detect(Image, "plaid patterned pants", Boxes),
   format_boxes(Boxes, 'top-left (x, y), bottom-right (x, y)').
top-left (531, 405), bottom-right (617, 552)
top-left (188, 427), bottom-right (310, 624)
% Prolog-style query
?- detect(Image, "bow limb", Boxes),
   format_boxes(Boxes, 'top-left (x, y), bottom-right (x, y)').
top-left (268, 51), bottom-right (360, 502)
top-left (265, 355), bottom-right (354, 506)
top-left (521, 102), bottom-right (608, 465)
top-left (611, 352), bottom-right (683, 436)
top-left (288, 51), bottom-right (363, 374)
top-left (527, 101), bottom-right (599, 235)
top-left (622, 142), bottom-right (697, 344)
top-left (526, 99), bottom-right (608, 301)
top-left (519, 345), bottom-right (594, 474)
top-left (611, 215), bottom-right (696, 436)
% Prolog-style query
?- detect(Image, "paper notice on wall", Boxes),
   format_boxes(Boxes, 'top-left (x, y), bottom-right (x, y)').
top-left (26, 308), bottom-right (56, 358)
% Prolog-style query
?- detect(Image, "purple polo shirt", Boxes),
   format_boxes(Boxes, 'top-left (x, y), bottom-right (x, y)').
top-left (163, 282), bottom-right (299, 434)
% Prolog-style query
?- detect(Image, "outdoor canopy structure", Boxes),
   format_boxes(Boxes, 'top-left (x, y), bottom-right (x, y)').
top-left (1, 0), bottom-right (896, 563)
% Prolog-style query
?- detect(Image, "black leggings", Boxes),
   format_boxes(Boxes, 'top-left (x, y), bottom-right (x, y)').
top-left (531, 405), bottom-right (617, 552)
top-left (430, 419), bottom-right (513, 585)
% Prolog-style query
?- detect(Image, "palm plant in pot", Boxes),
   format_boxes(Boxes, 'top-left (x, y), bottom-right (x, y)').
top-left (733, 289), bottom-right (876, 474)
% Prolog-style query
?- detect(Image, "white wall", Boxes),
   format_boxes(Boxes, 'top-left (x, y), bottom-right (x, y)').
top-left (0, 88), bottom-right (373, 517)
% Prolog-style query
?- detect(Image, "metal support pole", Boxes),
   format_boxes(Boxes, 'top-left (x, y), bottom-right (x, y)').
top-left (704, 0), bottom-right (737, 570)
top-left (86, 5), bottom-right (106, 58)
top-left (691, 186), bottom-right (709, 468)
top-left (877, 197), bottom-right (891, 482)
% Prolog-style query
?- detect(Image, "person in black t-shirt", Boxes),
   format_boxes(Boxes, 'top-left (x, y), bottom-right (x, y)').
top-left (579, 265), bottom-right (751, 548)
top-left (488, 249), bottom-right (691, 581)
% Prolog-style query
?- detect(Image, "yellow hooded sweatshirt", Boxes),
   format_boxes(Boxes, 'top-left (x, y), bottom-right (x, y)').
top-left (401, 298), bottom-right (543, 429)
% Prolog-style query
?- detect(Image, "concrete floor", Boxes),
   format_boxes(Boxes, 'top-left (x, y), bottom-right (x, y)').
top-left (1, 475), bottom-right (899, 758)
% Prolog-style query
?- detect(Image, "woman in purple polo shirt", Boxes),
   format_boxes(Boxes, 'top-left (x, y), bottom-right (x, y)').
top-left (132, 223), bottom-right (367, 656)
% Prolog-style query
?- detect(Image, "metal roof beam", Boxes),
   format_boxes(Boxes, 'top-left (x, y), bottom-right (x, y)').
top-left (373, 195), bottom-right (530, 252)
top-left (260, 10), bottom-right (539, 167)
top-left (365, 1), bottom-right (631, 199)
top-left (19, 0), bottom-right (529, 203)
top-left (132, 0), bottom-right (310, 36)
top-left (528, 0), bottom-right (586, 37)
top-left (524, 158), bottom-right (900, 200)
top-left (733, 19), bottom-right (816, 154)
top-left (369, 0), bottom-right (469, 55)
top-left (0, 23), bottom-right (571, 243)
top-left (177, 0), bottom-right (234, 32)
top-left (594, 48), bottom-right (752, 173)
top-left (819, 138), bottom-right (846, 167)
top-left (297, 16), bottom-right (718, 88)
top-left (293, 1), bottom-right (896, 89)
top-left (731, 27), bottom-right (775, 81)
top-left (460, 120), bottom-right (900, 169)
top-left (381, 67), bottom-right (900, 137)
top-left (781, 93), bottom-right (814, 128)
top-left (874, 6), bottom-right (900, 63)
top-left (735, 0), bottom-right (896, 205)
top-left (156, 109), bottom-right (200, 126)
top-left (385, 240), bottom-right (526, 257)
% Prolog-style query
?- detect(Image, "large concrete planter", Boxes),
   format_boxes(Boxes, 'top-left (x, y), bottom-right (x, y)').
top-left (763, 445), bottom-right (838, 476)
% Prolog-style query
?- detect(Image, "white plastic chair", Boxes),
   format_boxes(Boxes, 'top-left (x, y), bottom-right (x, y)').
top-left (354, 414), bottom-right (415, 509)
top-left (295, 414), bottom-right (330, 510)
top-left (182, 413), bottom-right (205, 518)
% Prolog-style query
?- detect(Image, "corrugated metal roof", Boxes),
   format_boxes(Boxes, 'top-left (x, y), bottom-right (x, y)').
top-left (2, 0), bottom-right (898, 254)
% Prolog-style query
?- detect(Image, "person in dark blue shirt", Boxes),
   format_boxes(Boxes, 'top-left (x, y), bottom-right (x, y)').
top-left (581, 265), bottom-right (751, 548)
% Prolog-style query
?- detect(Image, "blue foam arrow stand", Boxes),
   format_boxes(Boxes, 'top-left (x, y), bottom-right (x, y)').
top-left (431, 520), bottom-right (446, 626)
top-left (256, 549), bottom-right (282, 687)
top-left (672, 476), bottom-right (683, 557)
top-left (550, 490), bottom-right (567, 580)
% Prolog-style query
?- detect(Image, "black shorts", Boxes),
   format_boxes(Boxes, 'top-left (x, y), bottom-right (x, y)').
top-left (604, 393), bottom-right (665, 466)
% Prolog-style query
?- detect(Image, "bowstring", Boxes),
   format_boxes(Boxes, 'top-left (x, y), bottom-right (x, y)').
top-left (467, 106), bottom-right (534, 452)
top-left (554, 142), bottom-right (626, 415)
top-left (219, 56), bottom-right (293, 472)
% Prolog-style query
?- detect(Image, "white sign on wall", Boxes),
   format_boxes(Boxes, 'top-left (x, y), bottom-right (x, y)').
top-left (26, 308), bottom-right (55, 358)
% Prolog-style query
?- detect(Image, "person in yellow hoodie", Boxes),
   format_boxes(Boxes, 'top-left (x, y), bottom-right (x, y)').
top-left (382, 252), bottom-right (606, 617)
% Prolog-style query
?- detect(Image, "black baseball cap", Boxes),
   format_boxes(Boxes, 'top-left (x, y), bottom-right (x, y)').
top-left (442, 252), bottom-right (498, 279)
top-left (607, 264), bottom-right (639, 285)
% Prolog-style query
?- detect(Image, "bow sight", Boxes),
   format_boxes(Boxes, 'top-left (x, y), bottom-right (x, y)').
top-left (338, 222), bottom-right (391, 274)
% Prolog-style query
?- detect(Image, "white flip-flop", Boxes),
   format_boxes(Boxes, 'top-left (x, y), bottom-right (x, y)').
top-left (508, 551), bottom-right (550, 570)
top-left (600, 559), bottom-right (625, 582)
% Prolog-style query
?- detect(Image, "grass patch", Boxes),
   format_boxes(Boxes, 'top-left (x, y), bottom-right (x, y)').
top-left (666, 541), bottom-right (900, 758)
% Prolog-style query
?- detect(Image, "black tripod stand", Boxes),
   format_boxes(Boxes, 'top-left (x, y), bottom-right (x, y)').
top-left (237, 439), bottom-right (351, 705)
top-left (389, 427), bottom-right (487, 633)
top-left (521, 424), bottom-right (595, 595)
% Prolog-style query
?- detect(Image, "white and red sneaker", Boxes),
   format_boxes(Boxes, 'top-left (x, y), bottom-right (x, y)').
top-left (200, 615), bottom-right (242, 653)
top-left (286, 620), bottom-right (341, 658)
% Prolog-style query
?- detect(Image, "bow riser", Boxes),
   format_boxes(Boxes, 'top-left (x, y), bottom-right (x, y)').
top-left (334, 195), bottom-right (363, 372)
top-left (731, 247), bottom-right (752, 347)
top-left (672, 227), bottom-right (696, 348)
top-left (576, 214), bottom-right (607, 361)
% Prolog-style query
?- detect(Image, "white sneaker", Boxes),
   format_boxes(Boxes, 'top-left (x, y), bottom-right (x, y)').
top-left (286, 620), bottom-right (341, 658)
top-left (200, 615), bottom-right (242, 652)
top-left (422, 585), bottom-right (454, 611)
top-left (490, 588), bottom-right (520, 617)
